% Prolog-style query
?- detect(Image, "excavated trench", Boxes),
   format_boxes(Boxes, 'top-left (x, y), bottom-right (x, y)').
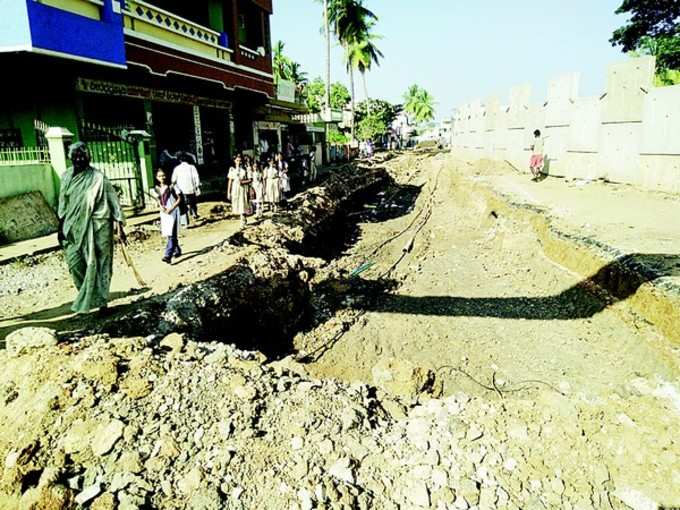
top-left (98, 163), bottom-right (405, 360)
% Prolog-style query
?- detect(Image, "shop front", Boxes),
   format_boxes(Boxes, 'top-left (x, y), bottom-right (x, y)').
top-left (75, 77), bottom-right (234, 172)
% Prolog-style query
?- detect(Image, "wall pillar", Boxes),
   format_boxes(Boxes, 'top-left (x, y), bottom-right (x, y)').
top-left (128, 130), bottom-right (153, 195)
top-left (46, 127), bottom-right (73, 179)
top-left (230, 0), bottom-right (240, 62)
top-left (46, 127), bottom-right (74, 202)
top-left (143, 100), bottom-right (157, 166)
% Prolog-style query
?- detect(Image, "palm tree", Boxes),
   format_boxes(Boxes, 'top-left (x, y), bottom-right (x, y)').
top-left (404, 85), bottom-right (436, 124)
top-left (323, 0), bottom-right (331, 111)
top-left (288, 62), bottom-right (309, 100)
top-left (273, 40), bottom-right (292, 82)
top-left (328, 0), bottom-right (378, 139)
top-left (349, 27), bottom-right (383, 101)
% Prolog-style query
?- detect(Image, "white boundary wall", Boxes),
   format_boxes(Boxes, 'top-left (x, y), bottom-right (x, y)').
top-left (452, 56), bottom-right (680, 192)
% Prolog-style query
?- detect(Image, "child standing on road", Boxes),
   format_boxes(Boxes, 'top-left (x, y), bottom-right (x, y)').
top-left (265, 157), bottom-right (281, 212)
top-left (228, 155), bottom-right (252, 228)
top-left (276, 153), bottom-right (291, 197)
top-left (529, 129), bottom-right (545, 180)
top-left (153, 168), bottom-right (183, 264)
top-left (250, 160), bottom-right (264, 217)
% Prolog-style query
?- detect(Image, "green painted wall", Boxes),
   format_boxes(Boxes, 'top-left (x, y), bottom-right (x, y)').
top-left (0, 163), bottom-right (59, 208)
top-left (208, 0), bottom-right (225, 32)
top-left (0, 95), bottom-right (79, 147)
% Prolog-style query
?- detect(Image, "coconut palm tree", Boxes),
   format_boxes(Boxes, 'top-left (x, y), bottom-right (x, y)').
top-left (323, 0), bottom-right (331, 111)
top-left (288, 62), bottom-right (309, 100)
top-left (328, 0), bottom-right (378, 139)
top-left (349, 27), bottom-right (383, 101)
top-left (404, 85), bottom-right (436, 124)
top-left (273, 40), bottom-right (292, 82)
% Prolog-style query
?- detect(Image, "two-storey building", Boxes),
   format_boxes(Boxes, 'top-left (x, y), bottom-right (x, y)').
top-left (0, 0), bottom-right (280, 168)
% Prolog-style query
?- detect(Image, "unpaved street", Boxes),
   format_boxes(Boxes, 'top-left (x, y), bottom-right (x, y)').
top-left (0, 153), bottom-right (679, 509)
top-left (302, 154), bottom-right (680, 400)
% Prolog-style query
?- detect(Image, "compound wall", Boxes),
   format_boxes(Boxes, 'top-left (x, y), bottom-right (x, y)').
top-left (452, 56), bottom-right (680, 192)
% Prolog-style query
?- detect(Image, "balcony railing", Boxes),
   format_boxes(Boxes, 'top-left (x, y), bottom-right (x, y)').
top-left (123, 0), bottom-right (232, 63)
top-left (239, 44), bottom-right (264, 61)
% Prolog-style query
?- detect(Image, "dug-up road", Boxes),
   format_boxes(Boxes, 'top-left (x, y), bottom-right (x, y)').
top-left (303, 152), bottom-right (680, 402)
top-left (0, 152), bottom-right (678, 509)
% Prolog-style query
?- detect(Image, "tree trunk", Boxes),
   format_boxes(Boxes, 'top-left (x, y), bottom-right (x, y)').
top-left (323, 0), bottom-right (331, 111)
top-left (349, 46), bottom-right (356, 141)
top-left (323, 0), bottom-right (331, 164)
top-left (362, 72), bottom-right (370, 115)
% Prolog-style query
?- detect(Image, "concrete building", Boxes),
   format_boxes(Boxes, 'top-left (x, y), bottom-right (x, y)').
top-left (0, 0), bottom-right (311, 209)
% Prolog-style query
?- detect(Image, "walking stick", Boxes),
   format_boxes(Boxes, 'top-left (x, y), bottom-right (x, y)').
top-left (119, 239), bottom-right (148, 288)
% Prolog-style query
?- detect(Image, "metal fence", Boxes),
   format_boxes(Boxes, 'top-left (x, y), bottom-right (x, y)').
top-left (80, 122), bottom-right (145, 209)
top-left (0, 147), bottom-right (50, 166)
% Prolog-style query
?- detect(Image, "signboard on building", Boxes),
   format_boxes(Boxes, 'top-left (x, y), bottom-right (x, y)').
top-left (255, 121), bottom-right (280, 130)
top-left (276, 80), bottom-right (296, 103)
top-left (193, 106), bottom-right (204, 165)
top-left (76, 78), bottom-right (232, 110)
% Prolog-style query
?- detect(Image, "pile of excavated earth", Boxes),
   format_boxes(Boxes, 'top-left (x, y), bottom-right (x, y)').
top-left (0, 153), bottom-right (678, 509)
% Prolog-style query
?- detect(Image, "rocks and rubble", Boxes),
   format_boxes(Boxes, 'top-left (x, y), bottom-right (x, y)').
top-left (0, 331), bottom-right (678, 509)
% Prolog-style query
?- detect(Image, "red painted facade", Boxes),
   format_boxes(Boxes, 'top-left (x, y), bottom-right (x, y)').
top-left (125, 39), bottom-right (275, 97)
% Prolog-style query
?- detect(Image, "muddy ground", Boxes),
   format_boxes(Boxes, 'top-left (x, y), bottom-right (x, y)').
top-left (0, 153), bottom-right (678, 509)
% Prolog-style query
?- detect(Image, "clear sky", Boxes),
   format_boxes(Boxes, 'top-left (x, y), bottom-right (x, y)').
top-left (271, 1), bottom-right (629, 119)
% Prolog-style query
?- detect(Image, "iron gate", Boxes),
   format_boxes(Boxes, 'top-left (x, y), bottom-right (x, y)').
top-left (80, 122), bottom-right (145, 210)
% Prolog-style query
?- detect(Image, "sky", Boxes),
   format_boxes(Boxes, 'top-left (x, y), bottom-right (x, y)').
top-left (271, 0), bottom-right (629, 119)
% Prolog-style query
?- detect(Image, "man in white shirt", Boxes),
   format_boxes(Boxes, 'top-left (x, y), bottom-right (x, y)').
top-left (171, 152), bottom-right (201, 219)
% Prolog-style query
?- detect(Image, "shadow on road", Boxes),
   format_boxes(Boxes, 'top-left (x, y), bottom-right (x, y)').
top-left (345, 253), bottom-right (680, 320)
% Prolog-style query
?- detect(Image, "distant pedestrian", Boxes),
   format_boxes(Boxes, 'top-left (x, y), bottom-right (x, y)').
top-left (153, 168), bottom-right (183, 264)
top-left (250, 160), bottom-right (265, 217)
top-left (276, 153), bottom-right (291, 196)
top-left (228, 155), bottom-right (252, 228)
top-left (529, 129), bottom-right (545, 180)
top-left (57, 142), bottom-right (126, 313)
top-left (265, 157), bottom-right (282, 212)
top-left (308, 150), bottom-right (318, 182)
top-left (172, 152), bottom-right (201, 219)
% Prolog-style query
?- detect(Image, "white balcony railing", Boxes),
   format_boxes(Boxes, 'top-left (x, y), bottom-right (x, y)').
top-left (239, 44), bottom-right (264, 61)
top-left (123, 0), bottom-right (232, 62)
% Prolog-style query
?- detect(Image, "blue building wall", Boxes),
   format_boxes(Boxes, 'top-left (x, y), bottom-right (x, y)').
top-left (0, 0), bottom-right (31, 49)
top-left (26, 0), bottom-right (127, 66)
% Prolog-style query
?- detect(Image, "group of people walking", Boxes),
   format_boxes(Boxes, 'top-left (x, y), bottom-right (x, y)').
top-left (153, 150), bottom-right (303, 266)
top-left (228, 152), bottom-right (291, 227)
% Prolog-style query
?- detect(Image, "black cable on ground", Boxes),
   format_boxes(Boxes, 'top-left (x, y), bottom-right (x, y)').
top-left (435, 365), bottom-right (566, 397)
top-left (301, 160), bottom-right (444, 363)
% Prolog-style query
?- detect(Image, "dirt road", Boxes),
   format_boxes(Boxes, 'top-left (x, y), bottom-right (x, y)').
top-left (0, 203), bottom-right (242, 339)
top-left (302, 153), bottom-right (680, 401)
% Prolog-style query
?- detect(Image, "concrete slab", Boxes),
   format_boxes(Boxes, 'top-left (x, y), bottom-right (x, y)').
top-left (0, 191), bottom-right (58, 243)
